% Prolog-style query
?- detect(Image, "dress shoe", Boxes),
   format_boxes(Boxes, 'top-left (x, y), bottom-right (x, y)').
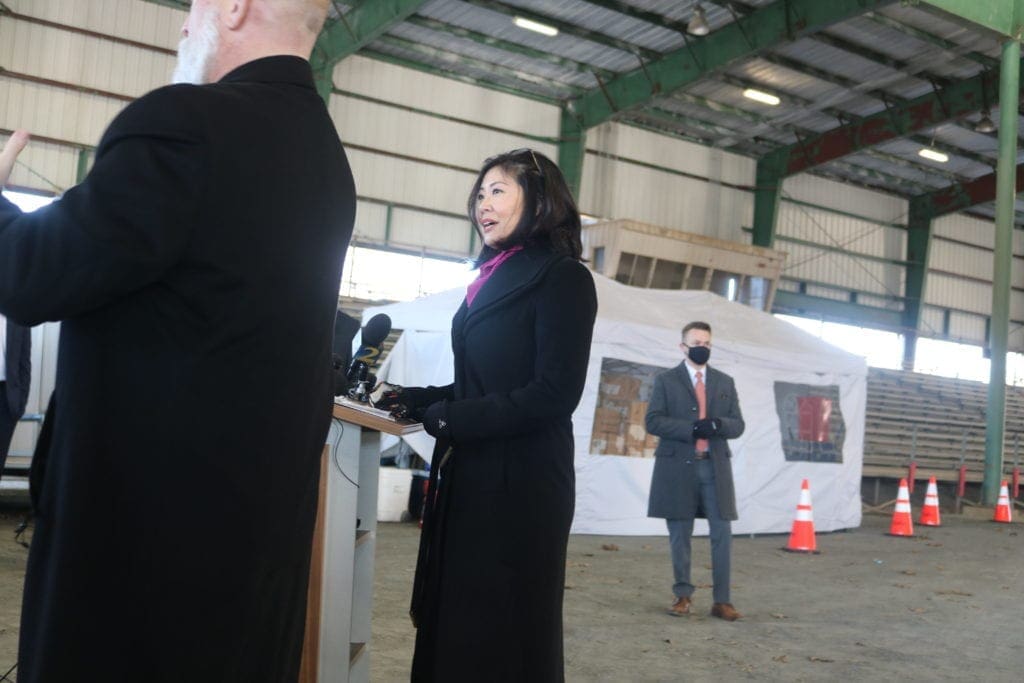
top-left (711, 602), bottom-right (741, 621)
top-left (667, 596), bottom-right (691, 616)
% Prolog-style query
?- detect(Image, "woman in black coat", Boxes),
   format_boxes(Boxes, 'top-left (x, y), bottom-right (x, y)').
top-left (380, 149), bottom-right (597, 681)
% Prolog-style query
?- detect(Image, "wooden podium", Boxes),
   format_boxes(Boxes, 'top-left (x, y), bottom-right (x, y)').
top-left (299, 401), bottom-right (422, 683)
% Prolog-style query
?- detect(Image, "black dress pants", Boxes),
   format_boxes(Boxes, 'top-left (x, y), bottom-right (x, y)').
top-left (0, 382), bottom-right (18, 480)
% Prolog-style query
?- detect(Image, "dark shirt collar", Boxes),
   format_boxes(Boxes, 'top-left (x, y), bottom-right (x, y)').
top-left (218, 55), bottom-right (315, 90)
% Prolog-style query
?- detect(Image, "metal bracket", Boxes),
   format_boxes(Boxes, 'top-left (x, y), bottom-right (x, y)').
top-left (635, 53), bottom-right (661, 98)
top-left (335, 5), bottom-right (357, 41)
top-left (928, 78), bottom-right (952, 121)
top-left (726, 3), bottom-right (757, 50)
top-left (681, 33), bottom-right (706, 72)
top-left (593, 73), bottom-right (618, 114)
top-left (878, 93), bottom-right (905, 136)
top-left (791, 127), bottom-right (814, 168)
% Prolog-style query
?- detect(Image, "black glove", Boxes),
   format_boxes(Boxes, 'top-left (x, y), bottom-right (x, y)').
top-left (373, 385), bottom-right (442, 420)
top-left (692, 418), bottom-right (722, 439)
top-left (421, 401), bottom-right (451, 439)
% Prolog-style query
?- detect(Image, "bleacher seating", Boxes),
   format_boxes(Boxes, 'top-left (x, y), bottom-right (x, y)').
top-left (864, 368), bottom-right (1024, 482)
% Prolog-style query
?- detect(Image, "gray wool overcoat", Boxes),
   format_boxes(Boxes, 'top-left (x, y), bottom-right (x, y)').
top-left (646, 362), bottom-right (745, 520)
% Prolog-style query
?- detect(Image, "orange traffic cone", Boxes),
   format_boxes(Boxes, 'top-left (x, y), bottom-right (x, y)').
top-left (888, 478), bottom-right (914, 537)
top-left (783, 479), bottom-right (818, 553)
top-left (919, 476), bottom-right (941, 526)
top-left (993, 480), bottom-right (1013, 523)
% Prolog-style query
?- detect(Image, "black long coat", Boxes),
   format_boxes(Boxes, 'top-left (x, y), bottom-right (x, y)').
top-left (0, 57), bottom-right (355, 682)
top-left (410, 245), bottom-right (597, 682)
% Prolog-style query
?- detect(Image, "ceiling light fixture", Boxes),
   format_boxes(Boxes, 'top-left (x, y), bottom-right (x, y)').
top-left (975, 70), bottom-right (996, 134)
top-left (513, 16), bottom-right (559, 37)
top-left (743, 88), bottom-right (781, 106)
top-left (687, 4), bottom-right (710, 36)
top-left (918, 147), bottom-right (949, 163)
top-left (974, 114), bottom-right (996, 133)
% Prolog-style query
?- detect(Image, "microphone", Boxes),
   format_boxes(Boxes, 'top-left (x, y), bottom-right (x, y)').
top-left (332, 310), bottom-right (361, 397)
top-left (346, 313), bottom-right (392, 401)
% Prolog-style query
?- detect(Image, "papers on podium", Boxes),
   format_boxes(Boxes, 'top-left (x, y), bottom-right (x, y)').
top-left (333, 396), bottom-right (424, 436)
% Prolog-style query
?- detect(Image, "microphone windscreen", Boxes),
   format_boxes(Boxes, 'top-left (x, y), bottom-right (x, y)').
top-left (361, 313), bottom-right (392, 348)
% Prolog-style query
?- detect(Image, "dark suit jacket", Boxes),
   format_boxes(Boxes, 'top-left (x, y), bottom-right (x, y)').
top-left (3, 318), bottom-right (31, 418)
top-left (0, 56), bottom-right (355, 682)
top-left (411, 245), bottom-right (597, 682)
top-left (646, 362), bottom-right (745, 520)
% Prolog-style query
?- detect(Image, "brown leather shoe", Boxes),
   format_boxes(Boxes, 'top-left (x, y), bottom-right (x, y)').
top-left (667, 596), bottom-right (691, 616)
top-left (711, 602), bottom-right (741, 621)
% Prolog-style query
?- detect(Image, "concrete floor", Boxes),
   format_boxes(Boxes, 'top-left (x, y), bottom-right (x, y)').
top-left (370, 510), bottom-right (1023, 682)
top-left (1, 506), bottom-right (1021, 681)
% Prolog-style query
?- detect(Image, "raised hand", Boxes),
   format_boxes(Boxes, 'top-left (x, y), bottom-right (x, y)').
top-left (0, 130), bottom-right (30, 188)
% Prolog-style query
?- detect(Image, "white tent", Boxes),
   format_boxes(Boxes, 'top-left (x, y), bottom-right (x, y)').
top-left (365, 274), bottom-right (866, 536)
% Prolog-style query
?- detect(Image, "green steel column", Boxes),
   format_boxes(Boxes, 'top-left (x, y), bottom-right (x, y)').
top-left (752, 159), bottom-right (782, 248)
top-left (558, 107), bottom-right (586, 201)
top-left (902, 197), bottom-right (933, 371)
top-left (76, 148), bottom-right (90, 183)
top-left (312, 58), bottom-right (334, 102)
top-left (384, 204), bottom-right (393, 244)
top-left (983, 37), bottom-right (1020, 505)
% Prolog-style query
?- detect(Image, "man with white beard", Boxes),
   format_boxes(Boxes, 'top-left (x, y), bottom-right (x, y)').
top-left (0, 1), bottom-right (355, 680)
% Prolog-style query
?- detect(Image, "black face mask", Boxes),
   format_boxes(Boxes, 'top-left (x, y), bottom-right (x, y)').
top-left (687, 345), bottom-right (711, 365)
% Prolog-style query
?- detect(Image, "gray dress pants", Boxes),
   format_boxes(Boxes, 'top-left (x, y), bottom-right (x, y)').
top-left (666, 458), bottom-right (732, 604)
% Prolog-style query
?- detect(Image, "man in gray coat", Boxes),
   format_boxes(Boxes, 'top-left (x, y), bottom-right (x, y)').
top-left (647, 321), bottom-right (745, 621)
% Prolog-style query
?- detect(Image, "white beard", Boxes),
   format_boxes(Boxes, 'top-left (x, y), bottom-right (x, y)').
top-left (171, 8), bottom-right (220, 85)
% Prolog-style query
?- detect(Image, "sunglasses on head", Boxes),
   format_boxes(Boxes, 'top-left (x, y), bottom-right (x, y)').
top-left (504, 148), bottom-right (544, 178)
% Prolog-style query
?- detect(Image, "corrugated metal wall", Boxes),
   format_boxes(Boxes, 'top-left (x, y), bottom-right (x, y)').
top-left (330, 54), bottom-right (559, 257)
top-left (580, 122), bottom-right (753, 245)
top-left (777, 175), bottom-right (907, 306)
top-left (0, 0), bottom-right (178, 192)
top-left (930, 213), bottom-right (1024, 348)
top-left (1, 0), bottom-right (1021, 365)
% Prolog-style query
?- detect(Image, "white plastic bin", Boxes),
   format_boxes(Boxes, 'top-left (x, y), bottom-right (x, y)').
top-left (377, 467), bottom-right (412, 522)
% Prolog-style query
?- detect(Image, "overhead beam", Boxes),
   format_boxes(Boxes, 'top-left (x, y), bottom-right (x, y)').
top-left (924, 0), bottom-right (1024, 39)
top-left (404, 16), bottom-right (612, 80)
top-left (760, 68), bottom-right (1003, 178)
top-left (461, 0), bottom-right (661, 62)
top-left (756, 51), bottom-right (997, 169)
top-left (360, 48), bottom-right (559, 105)
top-left (309, 0), bottom-right (428, 100)
top-left (864, 12), bottom-right (999, 69)
top-left (772, 290), bottom-right (903, 328)
top-left (566, 0), bottom-right (896, 130)
top-left (602, 18), bottom-right (994, 181)
top-left (139, 0), bottom-right (190, 10)
top-left (912, 163), bottom-right (1024, 218)
top-left (717, 1), bottom-right (999, 69)
top-left (373, 34), bottom-right (583, 98)
top-left (633, 107), bottom-right (754, 142)
top-left (581, 0), bottom-right (692, 35)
